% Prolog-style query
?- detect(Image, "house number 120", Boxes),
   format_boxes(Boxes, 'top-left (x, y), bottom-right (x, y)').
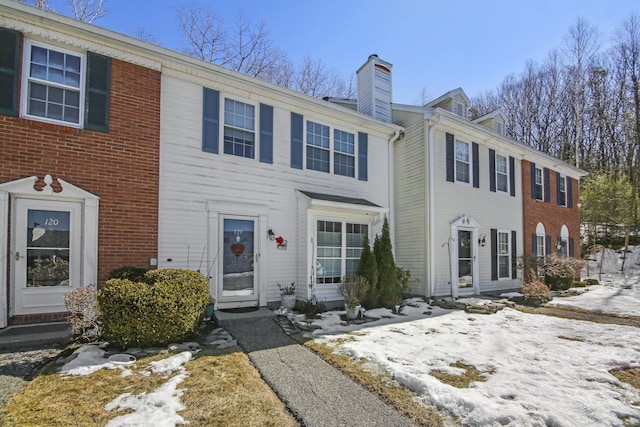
top-left (44, 218), bottom-right (59, 226)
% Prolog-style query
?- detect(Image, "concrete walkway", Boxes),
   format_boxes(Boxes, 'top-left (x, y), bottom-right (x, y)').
top-left (220, 313), bottom-right (417, 427)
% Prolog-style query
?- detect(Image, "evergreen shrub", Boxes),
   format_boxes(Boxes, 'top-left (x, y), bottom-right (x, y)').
top-left (98, 268), bottom-right (209, 349)
top-left (107, 266), bottom-right (149, 282)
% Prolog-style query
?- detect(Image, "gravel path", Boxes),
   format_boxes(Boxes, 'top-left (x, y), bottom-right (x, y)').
top-left (0, 345), bottom-right (63, 408)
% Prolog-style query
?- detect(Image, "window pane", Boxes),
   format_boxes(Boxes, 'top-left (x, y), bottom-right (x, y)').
top-left (496, 155), bottom-right (507, 173)
top-left (334, 129), bottom-right (355, 154)
top-left (497, 174), bottom-right (508, 192)
top-left (334, 153), bottom-right (355, 177)
top-left (456, 161), bottom-right (470, 183)
top-left (26, 44), bottom-right (83, 125)
top-left (455, 141), bottom-right (469, 162)
top-left (317, 221), bottom-right (342, 284)
top-left (307, 146), bottom-right (330, 172)
top-left (224, 127), bottom-right (255, 159)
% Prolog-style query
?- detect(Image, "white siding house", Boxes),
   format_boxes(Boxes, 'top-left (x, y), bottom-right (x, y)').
top-left (158, 65), bottom-right (401, 309)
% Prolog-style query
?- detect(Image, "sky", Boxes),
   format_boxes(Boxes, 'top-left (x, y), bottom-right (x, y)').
top-left (81, 0), bottom-right (640, 105)
top-left (60, 247), bottom-right (640, 425)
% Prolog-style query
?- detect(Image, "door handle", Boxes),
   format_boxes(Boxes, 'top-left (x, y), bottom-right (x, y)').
top-left (15, 251), bottom-right (24, 261)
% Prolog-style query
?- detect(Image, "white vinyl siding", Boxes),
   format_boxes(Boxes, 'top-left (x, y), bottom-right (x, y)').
top-left (159, 75), bottom-right (393, 306)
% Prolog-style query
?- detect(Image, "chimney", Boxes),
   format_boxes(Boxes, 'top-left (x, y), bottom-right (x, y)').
top-left (356, 54), bottom-right (393, 122)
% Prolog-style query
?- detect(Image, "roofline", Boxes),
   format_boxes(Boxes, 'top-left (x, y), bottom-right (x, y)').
top-left (0, 1), bottom-right (401, 136)
top-left (427, 108), bottom-right (588, 177)
top-left (425, 87), bottom-right (470, 108)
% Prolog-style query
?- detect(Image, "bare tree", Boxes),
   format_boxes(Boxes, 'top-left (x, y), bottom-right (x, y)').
top-left (175, 1), bottom-right (351, 98)
top-left (70, 0), bottom-right (106, 23)
top-left (21, 0), bottom-right (106, 22)
top-left (175, 1), bottom-right (226, 63)
top-left (562, 17), bottom-right (601, 167)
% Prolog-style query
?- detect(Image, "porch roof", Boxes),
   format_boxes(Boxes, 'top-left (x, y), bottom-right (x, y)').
top-left (297, 190), bottom-right (381, 208)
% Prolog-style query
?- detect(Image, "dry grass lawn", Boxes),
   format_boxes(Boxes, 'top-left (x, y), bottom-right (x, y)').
top-left (0, 348), bottom-right (298, 427)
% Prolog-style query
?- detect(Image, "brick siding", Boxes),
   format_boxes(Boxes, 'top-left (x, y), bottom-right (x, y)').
top-left (1, 57), bottom-right (161, 323)
top-left (521, 160), bottom-right (581, 258)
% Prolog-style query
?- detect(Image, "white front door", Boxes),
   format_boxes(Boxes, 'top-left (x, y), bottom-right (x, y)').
top-left (218, 216), bottom-right (259, 307)
top-left (13, 198), bottom-right (82, 315)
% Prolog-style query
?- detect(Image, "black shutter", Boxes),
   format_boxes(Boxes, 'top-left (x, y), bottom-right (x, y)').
top-left (511, 230), bottom-right (517, 279)
top-left (446, 133), bottom-right (454, 182)
top-left (491, 228), bottom-right (498, 281)
top-left (530, 162), bottom-right (537, 199)
top-left (85, 52), bottom-right (111, 132)
top-left (202, 88), bottom-right (220, 153)
top-left (546, 235), bottom-right (552, 255)
top-left (532, 233), bottom-right (537, 255)
top-left (509, 156), bottom-right (516, 197)
top-left (0, 28), bottom-right (20, 117)
top-left (358, 132), bottom-right (368, 181)
top-left (567, 178), bottom-right (573, 208)
top-left (556, 172), bottom-right (562, 206)
top-left (569, 237), bottom-right (575, 257)
top-left (290, 112), bottom-right (303, 169)
top-left (544, 168), bottom-right (551, 202)
top-left (259, 104), bottom-right (273, 164)
top-left (489, 149), bottom-right (496, 192)
top-left (472, 142), bottom-right (479, 188)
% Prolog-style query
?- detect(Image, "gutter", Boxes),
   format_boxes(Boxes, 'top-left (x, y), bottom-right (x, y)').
top-left (388, 128), bottom-right (404, 251)
top-left (426, 111), bottom-right (442, 299)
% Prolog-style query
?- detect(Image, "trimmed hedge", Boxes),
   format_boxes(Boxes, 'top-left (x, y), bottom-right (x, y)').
top-left (107, 266), bottom-right (149, 282)
top-left (98, 268), bottom-right (209, 349)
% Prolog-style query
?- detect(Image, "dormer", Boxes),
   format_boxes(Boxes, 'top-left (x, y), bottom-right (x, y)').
top-left (425, 87), bottom-right (470, 119)
top-left (473, 110), bottom-right (507, 136)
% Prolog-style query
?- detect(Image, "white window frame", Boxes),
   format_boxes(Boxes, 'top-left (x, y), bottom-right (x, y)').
top-left (223, 97), bottom-right (256, 159)
top-left (455, 139), bottom-right (471, 185)
top-left (305, 120), bottom-right (358, 178)
top-left (20, 40), bottom-right (86, 128)
top-left (559, 175), bottom-right (567, 207)
top-left (333, 129), bottom-right (355, 178)
top-left (497, 230), bottom-right (511, 280)
top-left (495, 119), bottom-right (504, 135)
top-left (315, 218), bottom-right (369, 285)
top-left (495, 153), bottom-right (509, 194)
top-left (534, 167), bottom-right (544, 200)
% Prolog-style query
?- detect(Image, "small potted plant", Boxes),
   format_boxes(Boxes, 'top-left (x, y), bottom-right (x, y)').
top-left (278, 282), bottom-right (296, 309)
top-left (339, 276), bottom-right (370, 320)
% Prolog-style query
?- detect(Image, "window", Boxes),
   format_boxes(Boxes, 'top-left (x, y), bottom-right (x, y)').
top-left (22, 41), bottom-right (84, 126)
top-left (455, 101), bottom-right (466, 118)
top-left (334, 129), bottom-right (355, 177)
top-left (316, 220), bottom-right (368, 284)
top-left (536, 235), bottom-right (545, 258)
top-left (455, 140), bottom-right (471, 184)
top-left (558, 175), bottom-right (567, 206)
top-left (496, 154), bottom-right (509, 193)
top-left (307, 121), bottom-right (330, 172)
top-left (495, 119), bottom-right (504, 135)
top-left (534, 166), bottom-right (543, 200)
top-left (224, 99), bottom-right (255, 158)
top-left (498, 231), bottom-right (511, 279)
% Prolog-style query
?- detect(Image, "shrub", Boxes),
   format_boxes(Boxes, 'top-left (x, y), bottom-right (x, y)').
top-left (543, 256), bottom-right (576, 291)
top-left (294, 298), bottom-right (327, 319)
top-left (107, 266), bottom-right (149, 282)
top-left (64, 285), bottom-right (100, 342)
top-left (98, 268), bottom-right (209, 349)
top-left (373, 217), bottom-right (397, 308)
top-left (357, 235), bottom-right (378, 307)
top-left (583, 278), bottom-right (600, 286)
top-left (520, 277), bottom-right (551, 305)
top-left (339, 276), bottom-right (370, 309)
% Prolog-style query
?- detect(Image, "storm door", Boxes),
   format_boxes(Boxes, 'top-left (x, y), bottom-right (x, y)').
top-left (457, 229), bottom-right (474, 291)
top-left (219, 216), bottom-right (258, 303)
top-left (13, 198), bottom-right (82, 315)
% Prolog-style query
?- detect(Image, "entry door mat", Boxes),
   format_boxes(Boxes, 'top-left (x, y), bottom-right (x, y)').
top-left (218, 306), bottom-right (259, 313)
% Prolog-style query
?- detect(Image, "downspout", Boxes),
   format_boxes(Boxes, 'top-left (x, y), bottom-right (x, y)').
top-left (388, 128), bottom-right (403, 252)
top-left (426, 112), bottom-right (442, 299)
